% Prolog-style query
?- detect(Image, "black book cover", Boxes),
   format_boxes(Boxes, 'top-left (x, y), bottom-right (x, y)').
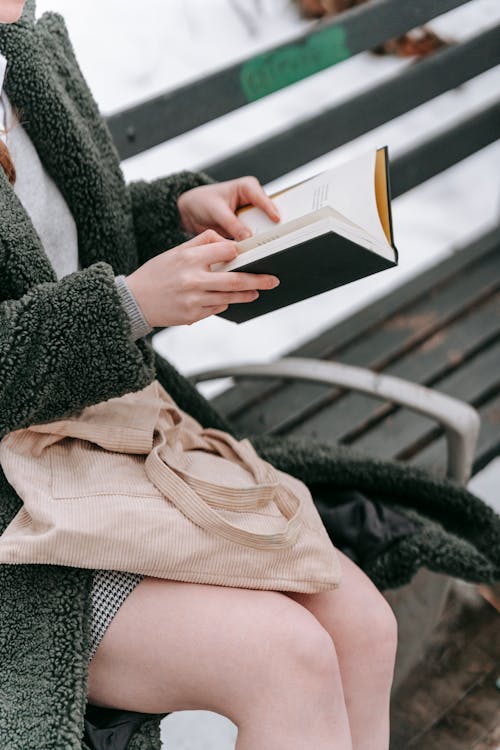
top-left (216, 231), bottom-right (397, 324)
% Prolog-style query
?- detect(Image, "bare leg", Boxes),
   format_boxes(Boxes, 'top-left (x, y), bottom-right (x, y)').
top-left (87, 576), bottom-right (353, 749)
top-left (284, 549), bottom-right (398, 750)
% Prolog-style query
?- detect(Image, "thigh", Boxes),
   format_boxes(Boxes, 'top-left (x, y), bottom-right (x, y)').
top-left (87, 575), bottom-right (335, 719)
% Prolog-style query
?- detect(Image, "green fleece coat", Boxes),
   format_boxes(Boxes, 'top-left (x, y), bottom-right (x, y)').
top-left (0, 3), bottom-right (499, 749)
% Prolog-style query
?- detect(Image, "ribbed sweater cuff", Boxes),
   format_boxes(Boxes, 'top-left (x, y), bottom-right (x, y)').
top-left (114, 275), bottom-right (153, 341)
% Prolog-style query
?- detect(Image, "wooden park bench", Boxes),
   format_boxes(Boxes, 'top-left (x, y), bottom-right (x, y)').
top-left (106, 0), bottom-right (500, 708)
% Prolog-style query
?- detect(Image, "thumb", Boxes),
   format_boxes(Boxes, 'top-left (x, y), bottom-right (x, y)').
top-left (178, 228), bottom-right (228, 249)
top-left (212, 203), bottom-right (253, 242)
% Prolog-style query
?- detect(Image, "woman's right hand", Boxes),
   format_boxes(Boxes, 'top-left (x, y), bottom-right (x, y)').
top-left (125, 229), bottom-right (280, 327)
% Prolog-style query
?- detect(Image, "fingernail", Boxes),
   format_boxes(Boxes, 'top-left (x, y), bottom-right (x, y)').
top-left (238, 228), bottom-right (252, 240)
top-left (271, 277), bottom-right (280, 287)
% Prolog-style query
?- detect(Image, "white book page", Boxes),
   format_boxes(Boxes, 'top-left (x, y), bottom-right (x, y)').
top-left (234, 204), bottom-right (365, 255)
top-left (313, 148), bottom-right (389, 247)
top-left (237, 147), bottom-right (389, 251)
top-left (211, 215), bottom-right (394, 273)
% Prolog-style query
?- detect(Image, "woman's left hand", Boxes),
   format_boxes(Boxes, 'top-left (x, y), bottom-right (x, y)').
top-left (177, 176), bottom-right (281, 242)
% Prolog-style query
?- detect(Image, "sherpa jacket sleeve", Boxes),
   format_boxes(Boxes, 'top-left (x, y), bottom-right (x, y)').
top-left (128, 168), bottom-right (218, 266)
top-left (0, 261), bottom-right (157, 439)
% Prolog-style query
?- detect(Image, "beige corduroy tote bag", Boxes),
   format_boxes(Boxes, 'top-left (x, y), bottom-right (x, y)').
top-left (0, 380), bottom-right (341, 593)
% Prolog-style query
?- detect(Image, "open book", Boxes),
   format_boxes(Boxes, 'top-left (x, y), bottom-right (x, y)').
top-left (212, 145), bottom-right (398, 323)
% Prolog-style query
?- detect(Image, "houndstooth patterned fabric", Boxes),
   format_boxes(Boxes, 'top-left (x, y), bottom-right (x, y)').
top-left (88, 569), bottom-right (145, 663)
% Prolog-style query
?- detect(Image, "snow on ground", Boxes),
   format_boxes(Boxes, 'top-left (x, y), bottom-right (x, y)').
top-left (35, 2), bottom-right (500, 746)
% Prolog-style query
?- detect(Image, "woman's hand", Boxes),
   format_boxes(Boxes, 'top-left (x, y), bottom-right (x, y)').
top-left (126, 229), bottom-right (280, 327)
top-left (177, 176), bottom-right (281, 241)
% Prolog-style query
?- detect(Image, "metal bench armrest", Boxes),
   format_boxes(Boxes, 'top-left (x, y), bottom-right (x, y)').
top-left (188, 356), bottom-right (480, 484)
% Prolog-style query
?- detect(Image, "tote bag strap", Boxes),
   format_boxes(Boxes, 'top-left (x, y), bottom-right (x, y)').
top-left (144, 428), bottom-right (304, 550)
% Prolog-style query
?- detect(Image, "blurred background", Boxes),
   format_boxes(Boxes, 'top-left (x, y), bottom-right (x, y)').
top-left (35, 1), bottom-right (500, 746)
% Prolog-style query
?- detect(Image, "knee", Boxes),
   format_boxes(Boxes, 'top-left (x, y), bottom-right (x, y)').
top-left (358, 594), bottom-right (398, 670)
top-left (224, 596), bottom-right (344, 728)
top-left (261, 609), bottom-right (341, 688)
top-left (229, 612), bottom-right (346, 734)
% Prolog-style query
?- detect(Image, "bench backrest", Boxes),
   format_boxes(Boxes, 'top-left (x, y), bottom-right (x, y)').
top-left (105, 0), bottom-right (499, 196)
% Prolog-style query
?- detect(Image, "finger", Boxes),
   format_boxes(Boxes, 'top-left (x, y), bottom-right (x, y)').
top-left (210, 201), bottom-right (254, 242)
top-left (197, 304), bottom-right (229, 321)
top-left (190, 223), bottom-right (234, 240)
top-left (179, 228), bottom-right (228, 249)
top-left (202, 269), bottom-right (280, 292)
top-left (196, 240), bottom-right (239, 266)
top-left (202, 224), bottom-right (234, 240)
top-left (200, 289), bottom-right (260, 306)
top-left (238, 176), bottom-right (280, 223)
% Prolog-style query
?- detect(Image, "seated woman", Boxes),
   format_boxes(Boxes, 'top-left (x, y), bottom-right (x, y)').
top-left (0, 2), bottom-right (398, 749)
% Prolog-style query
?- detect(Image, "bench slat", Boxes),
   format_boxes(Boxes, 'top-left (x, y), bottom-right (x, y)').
top-left (211, 230), bottom-right (500, 418)
top-left (284, 290), bottom-right (500, 443)
top-left (343, 342), bottom-right (500, 461)
top-left (107, 0), bottom-right (472, 159)
top-left (202, 26), bottom-right (500, 184)
top-left (412, 390), bottom-right (500, 476)
top-left (391, 98), bottom-right (500, 197)
top-left (227, 250), bottom-right (500, 436)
